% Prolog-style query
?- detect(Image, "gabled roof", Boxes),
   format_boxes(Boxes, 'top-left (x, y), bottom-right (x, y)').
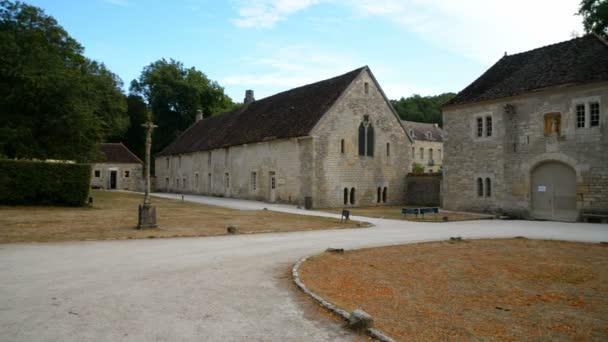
top-left (401, 120), bottom-right (443, 142)
top-left (156, 66), bottom-right (367, 156)
top-left (445, 35), bottom-right (608, 107)
top-left (99, 143), bottom-right (142, 164)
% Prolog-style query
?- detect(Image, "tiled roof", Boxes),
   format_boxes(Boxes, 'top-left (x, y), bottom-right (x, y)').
top-left (445, 35), bottom-right (608, 107)
top-left (99, 143), bottom-right (142, 164)
top-left (156, 66), bottom-right (367, 156)
top-left (401, 120), bottom-right (443, 142)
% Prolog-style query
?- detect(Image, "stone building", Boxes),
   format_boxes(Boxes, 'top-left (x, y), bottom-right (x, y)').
top-left (155, 66), bottom-right (411, 208)
top-left (401, 120), bottom-right (443, 173)
top-left (91, 143), bottom-right (143, 191)
top-left (442, 35), bottom-right (608, 221)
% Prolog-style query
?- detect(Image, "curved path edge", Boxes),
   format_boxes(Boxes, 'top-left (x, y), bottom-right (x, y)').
top-left (292, 256), bottom-right (396, 342)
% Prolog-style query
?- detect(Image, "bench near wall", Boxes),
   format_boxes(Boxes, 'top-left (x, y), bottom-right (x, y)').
top-left (405, 173), bottom-right (442, 207)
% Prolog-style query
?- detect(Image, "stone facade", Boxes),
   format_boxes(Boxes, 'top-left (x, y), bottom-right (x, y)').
top-left (154, 69), bottom-right (411, 208)
top-left (401, 121), bottom-right (444, 173)
top-left (443, 82), bottom-right (608, 221)
top-left (91, 162), bottom-right (143, 191)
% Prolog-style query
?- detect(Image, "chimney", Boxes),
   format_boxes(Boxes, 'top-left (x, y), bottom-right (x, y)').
top-left (196, 109), bottom-right (203, 122)
top-left (244, 90), bottom-right (255, 104)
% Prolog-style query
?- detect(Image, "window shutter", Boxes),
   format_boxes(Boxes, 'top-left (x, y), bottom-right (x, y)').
top-left (366, 125), bottom-right (374, 156)
top-left (358, 123), bottom-right (365, 156)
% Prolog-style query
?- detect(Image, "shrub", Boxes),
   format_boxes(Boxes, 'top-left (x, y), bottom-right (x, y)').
top-left (0, 159), bottom-right (91, 206)
top-left (412, 163), bottom-right (425, 173)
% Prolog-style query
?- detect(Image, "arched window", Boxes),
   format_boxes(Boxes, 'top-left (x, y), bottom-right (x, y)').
top-left (382, 187), bottom-right (387, 203)
top-left (477, 178), bottom-right (483, 197)
top-left (343, 188), bottom-right (348, 205)
top-left (377, 187), bottom-right (381, 203)
top-left (340, 139), bottom-right (345, 154)
top-left (485, 178), bottom-right (491, 197)
top-left (350, 187), bottom-right (355, 205)
top-left (366, 125), bottom-right (374, 156)
top-left (358, 123), bottom-right (366, 156)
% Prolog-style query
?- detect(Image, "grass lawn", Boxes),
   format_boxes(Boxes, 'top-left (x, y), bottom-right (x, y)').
top-left (323, 205), bottom-right (493, 221)
top-left (0, 190), bottom-right (362, 243)
top-left (299, 239), bottom-right (608, 341)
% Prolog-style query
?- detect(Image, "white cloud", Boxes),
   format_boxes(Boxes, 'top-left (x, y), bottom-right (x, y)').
top-left (231, 0), bottom-right (583, 64)
top-left (232, 0), bottom-right (321, 28)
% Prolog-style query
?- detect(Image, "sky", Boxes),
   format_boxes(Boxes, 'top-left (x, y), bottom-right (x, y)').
top-left (26, 0), bottom-right (584, 102)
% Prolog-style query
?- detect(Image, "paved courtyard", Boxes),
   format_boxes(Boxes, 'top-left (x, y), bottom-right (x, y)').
top-left (1, 194), bottom-right (607, 341)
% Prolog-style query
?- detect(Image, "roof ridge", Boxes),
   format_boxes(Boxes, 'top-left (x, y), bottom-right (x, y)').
top-left (503, 34), bottom-right (595, 59)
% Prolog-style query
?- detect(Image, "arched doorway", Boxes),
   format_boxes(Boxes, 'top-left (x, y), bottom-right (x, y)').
top-left (531, 161), bottom-right (577, 221)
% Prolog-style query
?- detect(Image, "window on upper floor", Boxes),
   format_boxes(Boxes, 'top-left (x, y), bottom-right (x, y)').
top-left (438, 149), bottom-right (442, 159)
top-left (419, 148), bottom-right (424, 160)
top-left (409, 129), bottom-right (414, 138)
top-left (485, 116), bottom-right (493, 137)
top-left (166, 157), bottom-right (170, 169)
top-left (476, 117), bottom-right (484, 137)
top-left (340, 139), bottom-right (345, 154)
top-left (576, 104), bottom-right (586, 128)
top-left (429, 149), bottom-right (433, 161)
top-left (124, 170), bottom-right (130, 178)
top-left (386, 142), bottom-right (390, 156)
top-left (364, 82), bottom-right (369, 94)
top-left (411, 147), bottom-right (415, 159)
top-left (590, 102), bottom-right (600, 127)
top-left (426, 132), bottom-right (432, 140)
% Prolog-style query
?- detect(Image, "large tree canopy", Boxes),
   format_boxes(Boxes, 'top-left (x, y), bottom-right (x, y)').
top-left (130, 59), bottom-right (234, 155)
top-left (0, 0), bottom-right (128, 162)
top-left (578, 0), bottom-right (608, 38)
top-left (391, 93), bottom-right (455, 126)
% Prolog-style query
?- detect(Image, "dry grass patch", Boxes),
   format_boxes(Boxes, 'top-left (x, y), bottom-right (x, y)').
top-left (0, 190), bottom-right (361, 243)
top-left (299, 239), bottom-right (608, 341)
top-left (323, 205), bottom-right (493, 221)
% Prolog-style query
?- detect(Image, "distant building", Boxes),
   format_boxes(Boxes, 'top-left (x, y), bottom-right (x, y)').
top-left (442, 35), bottom-right (608, 221)
top-left (401, 120), bottom-right (443, 173)
top-left (91, 143), bottom-right (143, 191)
top-left (154, 66), bottom-right (412, 208)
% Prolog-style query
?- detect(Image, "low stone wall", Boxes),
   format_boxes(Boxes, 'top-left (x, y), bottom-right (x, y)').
top-left (405, 173), bottom-right (442, 206)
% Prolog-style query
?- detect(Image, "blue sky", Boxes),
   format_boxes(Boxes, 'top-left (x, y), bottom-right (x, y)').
top-left (27, 0), bottom-right (583, 102)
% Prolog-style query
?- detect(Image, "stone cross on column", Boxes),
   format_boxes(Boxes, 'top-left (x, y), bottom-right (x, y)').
top-left (138, 121), bottom-right (158, 229)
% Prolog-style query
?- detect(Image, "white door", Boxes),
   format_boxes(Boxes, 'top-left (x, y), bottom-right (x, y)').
top-left (269, 172), bottom-right (276, 202)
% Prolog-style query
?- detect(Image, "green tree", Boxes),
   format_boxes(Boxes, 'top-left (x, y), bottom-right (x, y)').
top-left (0, 0), bottom-right (127, 162)
top-left (391, 93), bottom-right (455, 127)
top-left (114, 95), bottom-right (149, 161)
top-left (130, 59), bottom-right (234, 155)
top-left (578, 0), bottom-right (608, 38)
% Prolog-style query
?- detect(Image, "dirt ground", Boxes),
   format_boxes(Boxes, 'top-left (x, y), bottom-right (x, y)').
top-left (299, 239), bottom-right (608, 341)
top-left (324, 205), bottom-right (493, 222)
top-left (0, 190), bottom-right (361, 243)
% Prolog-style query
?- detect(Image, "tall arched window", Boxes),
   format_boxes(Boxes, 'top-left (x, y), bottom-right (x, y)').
top-left (485, 178), bottom-right (491, 197)
top-left (382, 187), bottom-right (387, 203)
top-left (377, 187), bottom-right (381, 203)
top-left (358, 123), bottom-right (366, 156)
top-left (477, 178), bottom-right (483, 197)
top-left (366, 125), bottom-right (374, 156)
top-left (343, 188), bottom-right (348, 205)
top-left (350, 187), bottom-right (356, 205)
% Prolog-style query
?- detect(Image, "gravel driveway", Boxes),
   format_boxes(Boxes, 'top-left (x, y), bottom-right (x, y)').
top-left (1, 194), bottom-right (607, 341)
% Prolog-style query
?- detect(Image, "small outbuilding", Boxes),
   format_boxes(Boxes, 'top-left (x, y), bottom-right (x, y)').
top-left (91, 143), bottom-right (143, 191)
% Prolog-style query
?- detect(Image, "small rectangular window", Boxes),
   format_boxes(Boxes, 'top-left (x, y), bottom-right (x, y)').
top-left (576, 104), bottom-right (586, 128)
top-left (477, 117), bottom-right (483, 137)
top-left (166, 157), bottom-right (170, 169)
top-left (94, 170), bottom-right (101, 178)
top-left (411, 147), bottom-right (415, 158)
top-left (420, 148), bottom-right (424, 160)
top-left (438, 149), bottom-right (442, 159)
top-left (251, 172), bottom-right (257, 191)
top-left (340, 139), bottom-right (345, 154)
top-left (590, 102), bottom-right (600, 127)
top-left (486, 116), bottom-right (492, 137)
top-left (364, 82), bottom-right (369, 94)
top-left (429, 149), bottom-right (433, 161)
top-left (124, 170), bottom-right (130, 178)
top-left (386, 142), bottom-right (390, 156)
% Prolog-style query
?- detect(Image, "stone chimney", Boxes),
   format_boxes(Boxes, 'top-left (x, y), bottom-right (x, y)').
top-left (196, 109), bottom-right (203, 122)
top-left (244, 90), bottom-right (255, 104)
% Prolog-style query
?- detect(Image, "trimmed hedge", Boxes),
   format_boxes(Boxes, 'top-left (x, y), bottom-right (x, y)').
top-left (0, 159), bottom-right (91, 206)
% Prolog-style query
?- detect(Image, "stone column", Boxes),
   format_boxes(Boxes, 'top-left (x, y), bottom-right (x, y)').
top-left (138, 121), bottom-right (158, 229)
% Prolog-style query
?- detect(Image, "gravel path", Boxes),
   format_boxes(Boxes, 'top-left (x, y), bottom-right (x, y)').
top-left (1, 193), bottom-right (606, 341)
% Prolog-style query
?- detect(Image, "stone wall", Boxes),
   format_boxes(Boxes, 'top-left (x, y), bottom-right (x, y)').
top-left (405, 173), bottom-right (442, 206)
top-left (91, 163), bottom-right (143, 191)
top-left (409, 140), bottom-right (443, 173)
top-left (443, 82), bottom-right (608, 219)
top-left (311, 70), bottom-right (411, 208)
top-left (154, 138), bottom-right (312, 206)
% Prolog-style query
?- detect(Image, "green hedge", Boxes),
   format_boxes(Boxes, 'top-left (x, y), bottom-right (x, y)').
top-left (0, 159), bottom-right (91, 206)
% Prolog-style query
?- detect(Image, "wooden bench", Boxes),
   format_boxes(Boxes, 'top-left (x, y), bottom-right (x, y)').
top-left (581, 213), bottom-right (608, 224)
top-left (402, 207), bottom-right (439, 218)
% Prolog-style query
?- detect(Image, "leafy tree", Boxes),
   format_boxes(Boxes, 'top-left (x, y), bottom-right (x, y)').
top-left (391, 93), bottom-right (455, 127)
top-left (578, 0), bottom-right (608, 38)
top-left (0, 0), bottom-right (128, 162)
top-left (130, 59), bottom-right (234, 155)
top-left (115, 95), bottom-right (149, 161)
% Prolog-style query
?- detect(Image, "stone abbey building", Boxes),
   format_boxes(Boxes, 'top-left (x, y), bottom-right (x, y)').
top-left (442, 35), bottom-right (608, 221)
top-left (155, 67), bottom-right (411, 208)
top-left (401, 120), bottom-right (444, 173)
